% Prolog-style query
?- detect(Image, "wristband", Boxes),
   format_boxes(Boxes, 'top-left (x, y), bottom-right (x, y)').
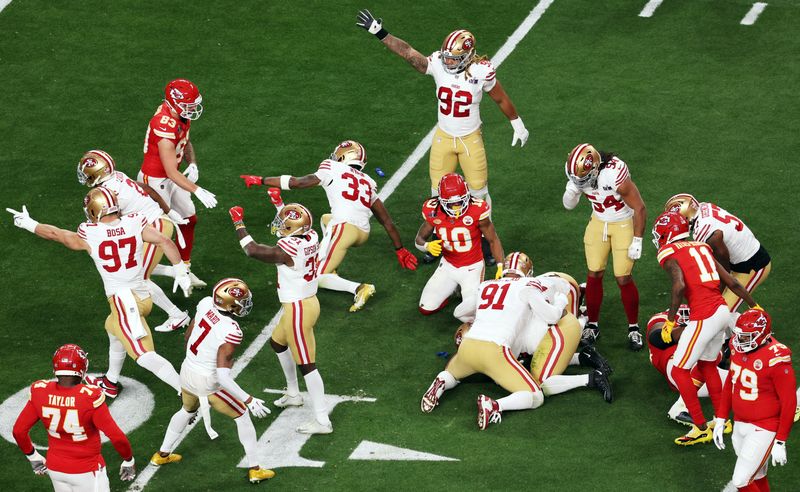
top-left (121, 458), bottom-right (135, 467)
top-left (233, 221), bottom-right (246, 231)
top-left (26, 450), bottom-right (45, 462)
top-left (376, 28), bottom-right (389, 40)
top-left (240, 235), bottom-right (254, 249)
top-left (415, 242), bottom-right (428, 253)
top-left (280, 175), bottom-right (292, 190)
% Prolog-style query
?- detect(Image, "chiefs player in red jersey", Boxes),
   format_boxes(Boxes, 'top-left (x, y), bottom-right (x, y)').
top-left (713, 310), bottom-right (797, 492)
top-left (12, 344), bottom-right (135, 491)
top-left (653, 211), bottom-right (759, 446)
top-left (139, 78), bottom-right (217, 288)
top-left (414, 173), bottom-right (504, 323)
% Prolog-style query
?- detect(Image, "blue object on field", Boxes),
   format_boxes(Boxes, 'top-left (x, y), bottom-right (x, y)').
top-left (375, 167), bottom-right (385, 177)
top-left (436, 351), bottom-right (449, 359)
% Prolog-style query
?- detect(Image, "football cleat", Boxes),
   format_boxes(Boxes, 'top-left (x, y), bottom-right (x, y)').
top-left (84, 375), bottom-right (120, 399)
top-left (476, 395), bottom-right (502, 430)
top-left (188, 270), bottom-right (207, 289)
top-left (421, 377), bottom-right (446, 413)
top-left (580, 324), bottom-right (600, 346)
top-left (149, 452), bottom-right (182, 466)
top-left (296, 420), bottom-right (333, 435)
top-left (587, 369), bottom-right (613, 403)
top-left (667, 398), bottom-right (692, 426)
top-left (628, 328), bottom-right (644, 351)
top-left (577, 345), bottom-right (613, 375)
top-left (674, 425), bottom-right (713, 446)
top-left (154, 311), bottom-right (190, 333)
top-left (273, 393), bottom-right (304, 408)
top-left (707, 418), bottom-right (733, 435)
top-left (794, 405), bottom-right (799, 423)
top-left (248, 467), bottom-right (276, 483)
top-left (349, 284), bottom-right (376, 312)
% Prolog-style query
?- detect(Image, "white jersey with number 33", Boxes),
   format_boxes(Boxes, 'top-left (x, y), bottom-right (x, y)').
top-left (183, 296), bottom-right (243, 377)
top-left (578, 157), bottom-right (634, 222)
top-left (276, 231), bottom-right (320, 303)
top-left (314, 159), bottom-right (377, 232)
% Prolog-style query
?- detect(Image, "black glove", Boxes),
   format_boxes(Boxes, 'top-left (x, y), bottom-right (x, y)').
top-left (356, 9), bottom-right (388, 39)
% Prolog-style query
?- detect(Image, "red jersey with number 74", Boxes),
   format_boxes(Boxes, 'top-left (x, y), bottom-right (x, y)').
top-left (657, 241), bottom-right (726, 320)
top-left (141, 103), bottom-right (191, 178)
top-left (422, 197), bottom-right (489, 267)
top-left (183, 296), bottom-right (244, 377)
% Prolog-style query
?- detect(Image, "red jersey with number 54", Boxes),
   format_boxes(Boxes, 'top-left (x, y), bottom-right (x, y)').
top-left (141, 103), bottom-right (191, 178)
top-left (314, 159), bottom-right (377, 232)
top-left (657, 241), bottom-right (726, 320)
top-left (183, 296), bottom-right (243, 377)
top-left (422, 197), bottom-right (489, 267)
top-left (579, 157), bottom-right (633, 222)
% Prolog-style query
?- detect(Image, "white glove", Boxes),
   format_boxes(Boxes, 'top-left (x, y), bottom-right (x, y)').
top-left (553, 292), bottom-right (569, 313)
top-left (772, 440), bottom-right (787, 466)
top-left (562, 181), bottom-right (581, 210)
top-left (627, 236), bottom-right (643, 260)
top-left (193, 186), bottom-right (217, 208)
top-left (246, 397), bottom-right (271, 418)
top-left (25, 450), bottom-right (47, 475)
top-left (356, 9), bottom-right (384, 35)
top-left (510, 117), bottom-right (529, 147)
top-left (712, 417), bottom-right (726, 450)
top-left (6, 206), bottom-right (39, 233)
top-left (119, 457), bottom-right (136, 481)
top-left (166, 209), bottom-right (189, 225)
top-left (172, 262), bottom-right (192, 298)
top-left (183, 163), bottom-right (199, 183)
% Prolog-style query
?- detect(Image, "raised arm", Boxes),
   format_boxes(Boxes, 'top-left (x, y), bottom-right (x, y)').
top-left (229, 206), bottom-right (293, 266)
top-left (356, 9), bottom-right (428, 74)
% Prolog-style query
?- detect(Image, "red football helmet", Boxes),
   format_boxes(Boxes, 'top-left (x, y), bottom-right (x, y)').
top-left (164, 79), bottom-right (203, 120)
top-left (438, 173), bottom-right (470, 218)
top-left (651, 211), bottom-right (690, 249)
top-left (676, 304), bottom-right (691, 326)
top-left (732, 309), bottom-right (772, 353)
top-left (53, 344), bottom-right (89, 378)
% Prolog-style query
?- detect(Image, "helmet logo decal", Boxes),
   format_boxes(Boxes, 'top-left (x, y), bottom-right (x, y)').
top-left (463, 38), bottom-right (473, 50)
top-left (169, 88), bottom-right (184, 101)
top-left (286, 210), bottom-right (301, 220)
top-left (229, 287), bottom-right (244, 298)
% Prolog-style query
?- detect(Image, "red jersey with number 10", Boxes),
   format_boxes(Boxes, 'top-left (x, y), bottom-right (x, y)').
top-left (422, 198), bottom-right (489, 268)
top-left (657, 241), bottom-right (726, 320)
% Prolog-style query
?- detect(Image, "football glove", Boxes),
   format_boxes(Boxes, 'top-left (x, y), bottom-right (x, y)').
top-left (356, 9), bottom-right (384, 36)
top-left (183, 163), bottom-right (199, 183)
top-left (772, 441), bottom-right (787, 466)
top-left (395, 247), bottom-right (418, 270)
top-left (510, 117), bottom-right (529, 147)
top-left (661, 319), bottom-right (676, 344)
top-left (229, 206), bottom-right (245, 229)
top-left (246, 397), bottom-right (271, 418)
top-left (627, 236), bottom-right (643, 260)
top-left (267, 188), bottom-right (284, 209)
top-left (425, 239), bottom-right (443, 257)
top-left (119, 458), bottom-right (136, 481)
top-left (495, 264), bottom-right (503, 279)
top-left (25, 450), bottom-right (47, 475)
top-left (172, 262), bottom-right (192, 298)
top-left (240, 175), bottom-right (264, 188)
top-left (166, 209), bottom-right (189, 226)
top-left (712, 417), bottom-right (726, 450)
top-left (6, 205), bottom-right (39, 233)
top-left (193, 186), bottom-right (217, 208)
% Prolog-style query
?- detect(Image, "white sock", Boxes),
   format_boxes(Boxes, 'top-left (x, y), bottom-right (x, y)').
top-left (151, 264), bottom-right (174, 278)
top-left (541, 374), bottom-right (589, 396)
top-left (147, 279), bottom-right (183, 318)
top-left (105, 334), bottom-right (127, 383)
top-left (317, 273), bottom-right (359, 294)
top-left (160, 408), bottom-right (195, 453)
top-left (303, 369), bottom-right (331, 426)
top-left (497, 391), bottom-right (535, 411)
top-left (276, 349), bottom-right (299, 396)
top-left (234, 413), bottom-right (259, 468)
top-left (136, 351), bottom-right (181, 393)
top-left (437, 371), bottom-right (459, 390)
top-left (697, 383), bottom-right (709, 398)
top-left (569, 353), bottom-right (580, 366)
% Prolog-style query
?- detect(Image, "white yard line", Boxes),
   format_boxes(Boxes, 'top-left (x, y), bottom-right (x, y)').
top-left (0, 0), bottom-right (13, 14)
top-left (740, 2), bottom-right (767, 25)
top-left (131, 1), bottom-right (555, 489)
top-left (638, 0), bottom-right (664, 18)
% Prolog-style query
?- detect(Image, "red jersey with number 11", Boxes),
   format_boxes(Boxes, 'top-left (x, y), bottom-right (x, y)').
top-left (422, 198), bottom-right (489, 267)
top-left (657, 241), bottom-right (726, 320)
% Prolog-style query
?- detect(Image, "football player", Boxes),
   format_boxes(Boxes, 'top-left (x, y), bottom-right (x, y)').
top-left (415, 173), bottom-right (504, 323)
top-left (664, 194), bottom-right (771, 312)
top-left (6, 189), bottom-right (190, 398)
top-left (139, 78), bottom-right (217, 288)
top-left (151, 278), bottom-right (275, 483)
top-left (713, 310), bottom-right (796, 492)
top-left (12, 344), bottom-right (135, 491)
top-left (653, 211), bottom-right (759, 446)
top-left (78, 149), bottom-right (191, 333)
top-left (239, 140), bottom-right (418, 312)
top-left (562, 143), bottom-right (647, 351)
top-left (230, 203), bottom-right (332, 434)
top-left (420, 252), bottom-right (566, 430)
top-left (356, 10), bottom-right (528, 263)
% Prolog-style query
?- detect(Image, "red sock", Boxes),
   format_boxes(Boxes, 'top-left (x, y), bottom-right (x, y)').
top-left (753, 476), bottom-right (770, 492)
top-left (738, 482), bottom-right (760, 492)
top-left (585, 275), bottom-right (603, 323)
top-left (671, 366), bottom-right (706, 426)
top-left (618, 280), bottom-right (639, 325)
top-left (177, 215), bottom-right (197, 262)
top-left (419, 297), bottom-right (450, 315)
top-left (697, 360), bottom-right (723, 414)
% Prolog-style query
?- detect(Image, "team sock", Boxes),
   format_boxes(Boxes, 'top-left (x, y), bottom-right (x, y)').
top-left (585, 275), bottom-right (603, 323)
top-left (671, 365), bottom-right (706, 426)
top-left (697, 360), bottom-right (724, 414)
top-left (136, 351), bottom-right (181, 393)
top-left (540, 374), bottom-right (590, 396)
top-left (234, 413), bottom-right (260, 468)
top-left (303, 369), bottom-right (331, 426)
top-left (177, 215), bottom-right (197, 262)
top-left (147, 279), bottom-right (183, 318)
top-left (618, 280), bottom-right (640, 325)
top-left (275, 348), bottom-right (299, 396)
top-left (105, 334), bottom-right (127, 384)
top-left (160, 408), bottom-right (195, 453)
top-left (497, 391), bottom-right (535, 411)
top-left (318, 273), bottom-right (359, 294)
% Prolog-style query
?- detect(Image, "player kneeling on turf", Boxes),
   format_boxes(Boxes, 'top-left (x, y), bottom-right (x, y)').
top-left (151, 279), bottom-right (275, 484)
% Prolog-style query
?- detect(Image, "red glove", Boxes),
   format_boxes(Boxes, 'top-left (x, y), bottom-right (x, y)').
top-left (395, 248), bottom-right (418, 271)
top-left (240, 175), bottom-right (264, 188)
top-left (229, 206), bottom-right (244, 224)
top-left (267, 188), bottom-right (284, 208)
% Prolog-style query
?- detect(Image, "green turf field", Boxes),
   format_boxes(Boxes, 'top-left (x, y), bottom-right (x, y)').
top-left (1, 0), bottom-right (799, 490)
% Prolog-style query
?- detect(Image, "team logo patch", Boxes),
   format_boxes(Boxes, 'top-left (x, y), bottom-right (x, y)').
top-left (469, 78), bottom-right (479, 84)
top-left (286, 210), bottom-right (301, 220)
top-left (433, 219), bottom-right (441, 225)
top-left (753, 360), bottom-right (763, 370)
top-left (169, 87), bottom-right (185, 101)
top-left (463, 216), bottom-right (474, 226)
top-left (84, 158), bottom-right (97, 167)
top-left (463, 38), bottom-right (473, 50)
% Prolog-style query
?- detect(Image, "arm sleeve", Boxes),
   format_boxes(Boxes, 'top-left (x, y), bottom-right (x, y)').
top-left (715, 369), bottom-right (734, 420)
top-left (562, 182), bottom-right (580, 210)
top-left (92, 403), bottom-right (133, 460)
top-left (12, 401), bottom-right (38, 455)
top-left (771, 363), bottom-right (797, 441)
top-left (216, 367), bottom-right (250, 402)
top-left (526, 289), bottom-right (562, 325)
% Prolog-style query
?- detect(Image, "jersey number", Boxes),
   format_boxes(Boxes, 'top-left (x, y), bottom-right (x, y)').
top-left (478, 283), bottom-right (511, 310)
top-left (585, 193), bottom-right (626, 213)
top-left (687, 246), bottom-right (720, 283)
top-left (710, 204), bottom-right (744, 232)
top-left (99, 237), bottom-right (138, 273)
top-left (124, 178), bottom-right (149, 198)
top-left (304, 255), bottom-right (319, 282)
top-left (341, 172), bottom-right (372, 207)
top-left (189, 318), bottom-right (213, 355)
top-left (437, 87), bottom-right (472, 117)
top-left (436, 226), bottom-right (472, 253)
top-left (729, 362), bottom-right (759, 401)
top-left (41, 407), bottom-right (87, 441)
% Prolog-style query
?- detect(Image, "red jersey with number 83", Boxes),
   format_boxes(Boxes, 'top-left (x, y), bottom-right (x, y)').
top-left (141, 103), bottom-right (191, 178)
top-left (422, 197), bottom-right (489, 267)
top-left (657, 241), bottom-right (726, 319)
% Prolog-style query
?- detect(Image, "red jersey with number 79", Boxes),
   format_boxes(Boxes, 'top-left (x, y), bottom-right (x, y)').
top-left (657, 241), bottom-right (726, 320)
top-left (422, 197), bottom-right (489, 267)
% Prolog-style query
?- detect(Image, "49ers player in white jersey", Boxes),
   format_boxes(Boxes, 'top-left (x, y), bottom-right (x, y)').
top-left (151, 279), bottom-right (275, 484)
top-left (665, 193), bottom-right (771, 312)
top-left (78, 149), bottom-right (192, 333)
top-left (229, 203), bottom-right (333, 434)
top-left (562, 143), bottom-right (647, 351)
top-left (240, 140), bottom-right (418, 312)
top-left (6, 189), bottom-right (191, 399)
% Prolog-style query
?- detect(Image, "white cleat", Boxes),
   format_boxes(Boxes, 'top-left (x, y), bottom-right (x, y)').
top-left (151, 264), bottom-right (175, 278)
top-left (189, 271), bottom-right (207, 289)
top-left (421, 377), bottom-right (446, 413)
top-left (296, 420), bottom-right (333, 435)
top-left (154, 312), bottom-right (190, 333)
top-left (273, 393), bottom-right (304, 408)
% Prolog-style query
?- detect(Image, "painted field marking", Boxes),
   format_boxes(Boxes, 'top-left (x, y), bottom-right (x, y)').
top-left (638, 0), bottom-right (664, 18)
top-left (741, 2), bottom-right (767, 25)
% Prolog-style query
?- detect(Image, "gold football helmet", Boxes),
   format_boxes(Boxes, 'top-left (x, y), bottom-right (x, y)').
top-left (330, 140), bottom-right (367, 170)
top-left (502, 252), bottom-right (533, 277)
top-left (77, 149), bottom-right (116, 187)
top-left (83, 187), bottom-right (119, 223)
top-left (271, 203), bottom-right (313, 238)
top-left (565, 143), bottom-right (601, 188)
top-left (664, 193), bottom-right (699, 221)
top-left (212, 278), bottom-right (253, 317)
top-left (441, 30), bottom-right (476, 74)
